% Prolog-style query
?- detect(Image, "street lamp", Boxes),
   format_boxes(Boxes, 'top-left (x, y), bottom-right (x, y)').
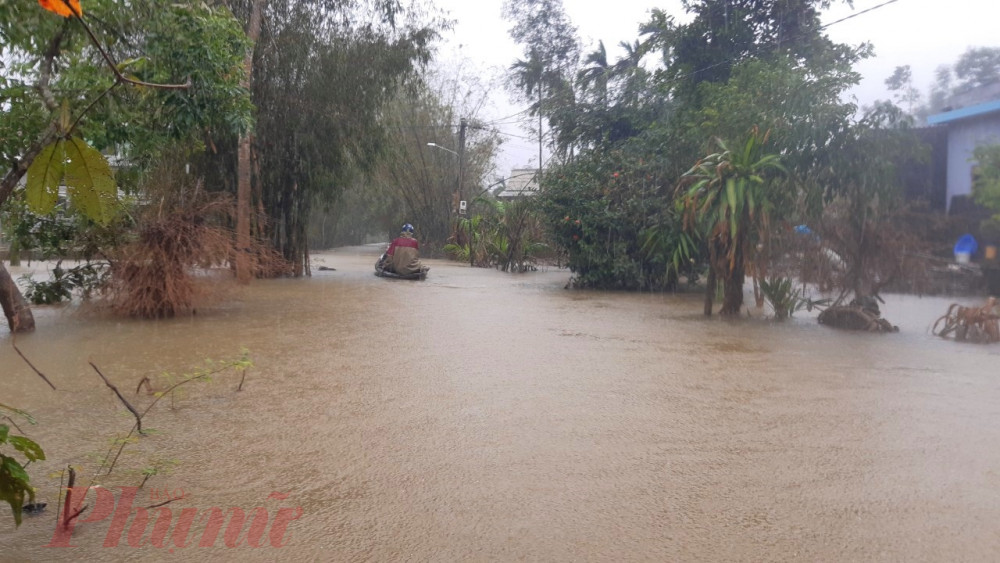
top-left (427, 142), bottom-right (464, 215)
top-left (426, 142), bottom-right (458, 157)
top-left (428, 118), bottom-right (471, 266)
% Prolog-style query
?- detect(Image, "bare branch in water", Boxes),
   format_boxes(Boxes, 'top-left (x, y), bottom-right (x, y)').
top-left (135, 376), bottom-right (154, 395)
top-left (90, 362), bottom-right (143, 434)
top-left (12, 341), bottom-right (56, 390)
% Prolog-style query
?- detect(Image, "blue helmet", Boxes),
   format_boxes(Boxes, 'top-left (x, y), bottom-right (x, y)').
top-left (401, 223), bottom-right (414, 233)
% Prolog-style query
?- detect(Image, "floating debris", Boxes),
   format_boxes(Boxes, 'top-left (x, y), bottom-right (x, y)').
top-left (932, 298), bottom-right (1000, 343)
top-left (22, 502), bottom-right (47, 515)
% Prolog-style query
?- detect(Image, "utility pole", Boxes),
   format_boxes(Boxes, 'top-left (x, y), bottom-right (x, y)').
top-left (458, 117), bottom-right (472, 267)
top-left (538, 83), bottom-right (543, 190)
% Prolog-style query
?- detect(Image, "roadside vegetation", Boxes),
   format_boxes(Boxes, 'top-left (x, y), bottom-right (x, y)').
top-left (1, 0), bottom-right (444, 330)
top-left (495, 0), bottom-right (996, 325)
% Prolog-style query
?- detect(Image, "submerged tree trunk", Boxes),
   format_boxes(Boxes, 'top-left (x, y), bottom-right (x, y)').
top-left (719, 247), bottom-right (745, 316)
top-left (8, 238), bottom-right (20, 267)
top-left (0, 123), bottom-right (60, 334)
top-left (719, 268), bottom-right (745, 316)
top-left (236, 0), bottom-right (265, 283)
top-left (703, 254), bottom-right (716, 316)
top-left (705, 239), bottom-right (746, 316)
top-left (716, 223), bottom-right (748, 316)
top-left (0, 262), bottom-right (35, 333)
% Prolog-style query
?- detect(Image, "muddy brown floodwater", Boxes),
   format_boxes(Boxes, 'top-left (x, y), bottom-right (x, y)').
top-left (2, 246), bottom-right (999, 561)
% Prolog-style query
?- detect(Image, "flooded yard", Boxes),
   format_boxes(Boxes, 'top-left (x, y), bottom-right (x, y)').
top-left (2, 247), bottom-right (999, 560)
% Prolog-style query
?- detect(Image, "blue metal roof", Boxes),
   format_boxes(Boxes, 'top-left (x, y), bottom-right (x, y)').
top-left (927, 99), bottom-right (1000, 125)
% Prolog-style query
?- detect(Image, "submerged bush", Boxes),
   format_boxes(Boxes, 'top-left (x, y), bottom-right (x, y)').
top-left (103, 186), bottom-right (288, 319)
top-left (104, 197), bottom-right (235, 318)
top-left (539, 150), bottom-right (692, 290)
top-left (448, 198), bottom-right (548, 272)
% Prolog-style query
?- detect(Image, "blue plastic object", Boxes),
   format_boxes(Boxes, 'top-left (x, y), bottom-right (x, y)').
top-left (794, 225), bottom-right (812, 235)
top-left (954, 234), bottom-right (978, 256)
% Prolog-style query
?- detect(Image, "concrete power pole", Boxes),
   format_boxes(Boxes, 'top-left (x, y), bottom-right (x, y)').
top-left (538, 82), bottom-right (543, 190)
top-left (458, 118), bottom-right (472, 267)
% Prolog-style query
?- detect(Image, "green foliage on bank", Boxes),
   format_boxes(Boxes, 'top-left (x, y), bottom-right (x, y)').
top-left (505, 0), bottom-right (928, 305)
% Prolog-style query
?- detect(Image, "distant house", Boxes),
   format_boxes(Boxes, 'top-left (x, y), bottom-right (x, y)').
top-left (496, 168), bottom-right (540, 199)
top-left (927, 89), bottom-right (1000, 211)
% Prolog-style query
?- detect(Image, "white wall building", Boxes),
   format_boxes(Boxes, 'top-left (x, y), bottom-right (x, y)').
top-left (496, 169), bottom-right (540, 199)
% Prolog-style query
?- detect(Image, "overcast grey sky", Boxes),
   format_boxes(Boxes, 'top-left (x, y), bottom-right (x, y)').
top-left (427, 0), bottom-right (1000, 177)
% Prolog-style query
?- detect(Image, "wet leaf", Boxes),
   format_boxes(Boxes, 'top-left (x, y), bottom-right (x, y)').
top-left (8, 436), bottom-right (45, 463)
top-left (63, 137), bottom-right (117, 225)
top-left (1, 457), bottom-right (29, 484)
top-left (0, 455), bottom-right (34, 527)
top-left (0, 404), bottom-right (36, 425)
top-left (25, 139), bottom-right (65, 215)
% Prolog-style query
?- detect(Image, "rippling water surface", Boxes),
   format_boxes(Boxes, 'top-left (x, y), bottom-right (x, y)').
top-left (2, 247), bottom-right (999, 560)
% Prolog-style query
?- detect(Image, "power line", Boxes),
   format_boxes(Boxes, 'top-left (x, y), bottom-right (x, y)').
top-left (490, 129), bottom-right (535, 141)
top-left (819, 0), bottom-right (901, 31)
top-left (482, 106), bottom-right (533, 125)
top-left (489, 117), bottom-right (533, 126)
top-left (391, 122), bottom-right (537, 143)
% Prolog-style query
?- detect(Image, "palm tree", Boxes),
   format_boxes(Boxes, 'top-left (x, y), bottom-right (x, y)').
top-left (510, 50), bottom-right (546, 171)
top-left (510, 50), bottom-right (545, 107)
top-left (679, 128), bottom-right (785, 316)
top-left (577, 40), bottom-right (610, 107)
top-left (612, 40), bottom-right (648, 107)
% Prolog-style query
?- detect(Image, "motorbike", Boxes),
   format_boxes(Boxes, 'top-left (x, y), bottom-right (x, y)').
top-left (374, 252), bottom-right (429, 280)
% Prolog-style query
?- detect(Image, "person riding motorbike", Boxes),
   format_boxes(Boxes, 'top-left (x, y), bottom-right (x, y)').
top-left (380, 223), bottom-right (426, 276)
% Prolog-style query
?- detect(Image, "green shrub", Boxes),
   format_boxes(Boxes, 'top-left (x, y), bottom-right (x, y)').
top-left (448, 199), bottom-right (548, 272)
top-left (538, 150), bottom-right (693, 290)
top-left (21, 261), bottom-right (108, 305)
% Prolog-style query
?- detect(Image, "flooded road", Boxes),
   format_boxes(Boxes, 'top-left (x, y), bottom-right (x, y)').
top-left (2, 247), bottom-right (1000, 560)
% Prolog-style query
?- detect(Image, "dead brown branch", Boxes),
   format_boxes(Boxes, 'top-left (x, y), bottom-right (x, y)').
top-left (66, 505), bottom-right (88, 525)
top-left (143, 495), bottom-right (187, 510)
top-left (135, 377), bottom-right (154, 395)
top-left (60, 467), bottom-right (76, 529)
top-left (90, 362), bottom-right (143, 434)
top-left (2, 415), bottom-right (26, 435)
top-left (105, 363), bottom-right (238, 475)
top-left (12, 342), bottom-right (57, 390)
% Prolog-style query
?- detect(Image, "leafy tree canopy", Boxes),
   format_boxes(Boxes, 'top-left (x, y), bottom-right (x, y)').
top-left (0, 0), bottom-right (253, 173)
top-left (224, 0), bottom-right (446, 272)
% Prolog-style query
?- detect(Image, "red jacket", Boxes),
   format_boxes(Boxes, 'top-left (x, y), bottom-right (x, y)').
top-left (386, 235), bottom-right (419, 256)
top-left (385, 233), bottom-right (422, 275)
